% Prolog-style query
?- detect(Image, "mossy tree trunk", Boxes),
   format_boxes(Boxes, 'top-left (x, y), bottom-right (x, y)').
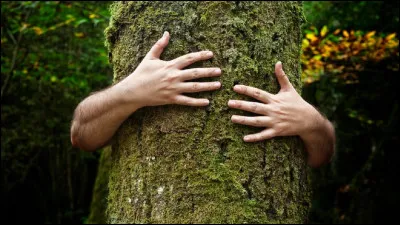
top-left (106, 1), bottom-right (310, 223)
top-left (87, 147), bottom-right (111, 224)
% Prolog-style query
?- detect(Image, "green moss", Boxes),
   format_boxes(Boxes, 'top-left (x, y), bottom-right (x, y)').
top-left (87, 147), bottom-right (112, 224)
top-left (106, 1), bottom-right (310, 223)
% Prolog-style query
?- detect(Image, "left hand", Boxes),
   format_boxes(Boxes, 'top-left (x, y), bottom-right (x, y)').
top-left (228, 61), bottom-right (320, 142)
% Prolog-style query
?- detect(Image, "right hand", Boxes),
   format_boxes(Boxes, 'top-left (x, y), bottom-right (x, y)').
top-left (116, 31), bottom-right (222, 108)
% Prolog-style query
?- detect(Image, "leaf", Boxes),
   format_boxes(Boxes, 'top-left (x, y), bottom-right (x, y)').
top-left (306, 33), bottom-right (318, 42)
top-left (75, 32), bottom-right (85, 38)
top-left (385, 33), bottom-right (396, 40)
top-left (51, 76), bottom-right (57, 82)
top-left (75, 19), bottom-right (88, 27)
top-left (320, 25), bottom-right (328, 37)
top-left (32, 26), bottom-right (43, 35)
top-left (302, 39), bottom-right (310, 48)
top-left (333, 29), bottom-right (341, 35)
top-left (313, 55), bottom-right (322, 60)
top-left (89, 14), bottom-right (97, 19)
top-left (365, 31), bottom-right (376, 39)
top-left (343, 30), bottom-right (349, 38)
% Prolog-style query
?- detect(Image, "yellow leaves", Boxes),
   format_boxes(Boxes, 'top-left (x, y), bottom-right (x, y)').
top-left (65, 18), bottom-right (76, 25)
top-left (365, 31), bottom-right (376, 39)
top-left (306, 33), bottom-right (318, 42)
top-left (75, 32), bottom-right (85, 38)
top-left (385, 33), bottom-right (396, 41)
top-left (333, 29), bottom-right (341, 35)
top-left (320, 25), bottom-right (328, 37)
top-left (32, 26), bottom-right (43, 35)
top-left (51, 76), bottom-right (58, 82)
top-left (20, 23), bottom-right (30, 32)
top-left (301, 26), bottom-right (399, 85)
top-left (89, 14), bottom-right (97, 19)
top-left (302, 39), bottom-right (310, 48)
top-left (343, 30), bottom-right (349, 38)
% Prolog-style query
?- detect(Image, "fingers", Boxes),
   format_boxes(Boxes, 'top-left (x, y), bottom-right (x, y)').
top-left (179, 68), bottom-right (222, 81)
top-left (231, 115), bottom-right (273, 127)
top-left (169, 51), bottom-right (214, 69)
top-left (275, 61), bottom-right (293, 91)
top-left (179, 82), bottom-right (221, 93)
top-left (233, 85), bottom-right (273, 103)
top-left (228, 100), bottom-right (268, 115)
top-left (174, 95), bottom-right (210, 107)
top-left (145, 31), bottom-right (170, 59)
top-left (244, 129), bottom-right (276, 142)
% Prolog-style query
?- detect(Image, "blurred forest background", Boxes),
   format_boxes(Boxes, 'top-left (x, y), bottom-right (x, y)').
top-left (1, 1), bottom-right (399, 224)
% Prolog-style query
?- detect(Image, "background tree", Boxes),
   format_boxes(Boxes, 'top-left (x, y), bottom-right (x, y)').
top-left (105, 2), bottom-right (310, 223)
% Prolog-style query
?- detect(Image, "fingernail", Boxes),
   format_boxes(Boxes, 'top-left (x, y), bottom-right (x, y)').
top-left (163, 31), bottom-right (168, 38)
top-left (215, 82), bottom-right (221, 87)
top-left (277, 61), bottom-right (282, 66)
top-left (231, 115), bottom-right (237, 121)
top-left (205, 99), bottom-right (210, 105)
top-left (228, 100), bottom-right (235, 106)
top-left (206, 51), bottom-right (213, 57)
top-left (214, 68), bottom-right (221, 75)
top-left (244, 136), bottom-right (251, 141)
top-left (233, 85), bottom-right (241, 91)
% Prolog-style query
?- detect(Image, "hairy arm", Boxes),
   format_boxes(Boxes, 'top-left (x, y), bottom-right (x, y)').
top-left (70, 84), bottom-right (140, 151)
top-left (71, 32), bottom-right (222, 151)
top-left (228, 62), bottom-right (335, 168)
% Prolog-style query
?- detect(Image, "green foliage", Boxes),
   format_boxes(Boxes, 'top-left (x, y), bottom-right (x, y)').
top-left (302, 1), bottom-right (400, 224)
top-left (303, 1), bottom-right (399, 33)
top-left (1, 1), bottom-right (112, 224)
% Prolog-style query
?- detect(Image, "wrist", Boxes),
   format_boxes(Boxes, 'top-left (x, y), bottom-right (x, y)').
top-left (112, 77), bottom-right (144, 112)
top-left (299, 103), bottom-right (325, 141)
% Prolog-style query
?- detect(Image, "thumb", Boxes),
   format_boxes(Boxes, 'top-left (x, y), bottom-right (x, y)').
top-left (275, 61), bottom-right (293, 91)
top-left (145, 31), bottom-right (170, 59)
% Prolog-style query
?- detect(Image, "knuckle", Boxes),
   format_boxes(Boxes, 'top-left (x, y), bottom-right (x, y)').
top-left (186, 99), bottom-right (195, 105)
top-left (273, 105), bottom-right (282, 114)
top-left (165, 73), bottom-right (178, 82)
top-left (253, 89), bottom-right (261, 97)
top-left (171, 96), bottom-right (179, 103)
top-left (192, 83), bottom-right (199, 90)
top-left (251, 103), bottom-right (259, 111)
top-left (242, 86), bottom-right (248, 94)
top-left (192, 69), bottom-right (200, 79)
top-left (275, 124), bottom-right (284, 134)
top-left (186, 55), bottom-right (195, 64)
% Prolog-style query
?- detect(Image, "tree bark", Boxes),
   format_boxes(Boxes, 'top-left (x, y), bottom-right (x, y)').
top-left (105, 1), bottom-right (310, 223)
top-left (87, 147), bottom-right (111, 224)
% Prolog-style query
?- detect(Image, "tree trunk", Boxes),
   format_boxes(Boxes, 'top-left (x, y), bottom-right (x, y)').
top-left (105, 1), bottom-right (310, 223)
top-left (87, 147), bottom-right (111, 224)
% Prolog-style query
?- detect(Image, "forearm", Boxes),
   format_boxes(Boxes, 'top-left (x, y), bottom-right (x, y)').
top-left (301, 111), bottom-right (336, 168)
top-left (70, 83), bottom-right (140, 151)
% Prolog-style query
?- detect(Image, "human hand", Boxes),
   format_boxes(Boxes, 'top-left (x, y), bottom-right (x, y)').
top-left (116, 31), bottom-right (222, 108)
top-left (228, 61), bottom-right (321, 142)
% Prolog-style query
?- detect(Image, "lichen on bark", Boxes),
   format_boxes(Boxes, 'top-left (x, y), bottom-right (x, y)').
top-left (106, 1), bottom-right (310, 223)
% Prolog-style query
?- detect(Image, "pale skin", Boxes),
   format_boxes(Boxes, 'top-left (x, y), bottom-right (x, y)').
top-left (71, 31), bottom-right (335, 168)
